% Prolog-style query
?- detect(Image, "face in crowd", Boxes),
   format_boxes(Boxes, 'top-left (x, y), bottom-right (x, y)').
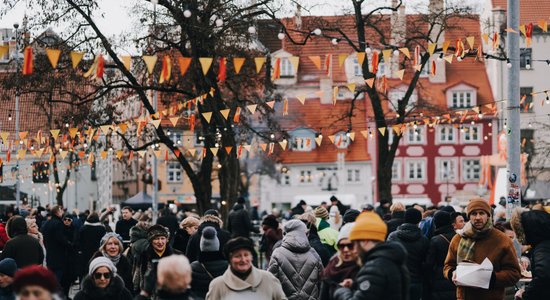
top-left (93, 266), bottom-right (112, 289)
top-left (104, 237), bottom-right (121, 257)
top-left (230, 249), bottom-right (253, 273)
top-left (122, 209), bottom-right (132, 221)
top-left (27, 220), bottom-right (39, 235)
top-left (470, 210), bottom-right (489, 230)
top-left (452, 215), bottom-right (465, 230)
top-left (0, 273), bottom-right (13, 288)
top-left (337, 238), bottom-right (357, 262)
top-left (152, 236), bottom-right (168, 252)
top-left (184, 225), bottom-right (198, 236)
top-left (17, 286), bottom-right (52, 300)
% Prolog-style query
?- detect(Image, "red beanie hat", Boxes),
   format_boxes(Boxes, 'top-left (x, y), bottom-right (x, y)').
top-left (12, 265), bottom-right (58, 293)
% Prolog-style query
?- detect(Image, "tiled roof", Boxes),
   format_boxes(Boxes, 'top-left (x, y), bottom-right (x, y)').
top-left (491, 0), bottom-right (550, 24)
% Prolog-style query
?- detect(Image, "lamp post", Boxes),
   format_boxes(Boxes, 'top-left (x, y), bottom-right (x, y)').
top-left (13, 22), bottom-right (21, 210)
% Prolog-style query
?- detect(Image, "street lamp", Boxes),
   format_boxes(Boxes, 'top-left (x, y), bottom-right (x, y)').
top-left (13, 22), bottom-right (21, 210)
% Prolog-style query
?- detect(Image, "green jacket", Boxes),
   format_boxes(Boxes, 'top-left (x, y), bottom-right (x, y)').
top-left (316, 218), bottom-right (339, 251)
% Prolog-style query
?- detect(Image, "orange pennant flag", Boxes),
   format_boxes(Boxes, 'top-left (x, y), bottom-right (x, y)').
top-left (338, 54), bottom-right (347, 67)
top-left (96, 54), bottom-right (105, 78)
top-left (309, 56), bottom-right (322, 70)
top-left (283, 98), bottom-right (288, 116)
top-left (218, 57), bottom-right (227, 82)
top-left (178, 57), bottom-right (192, 76)
top-left (225, 146), bottom-right (233, 154)
top-left (442, 41), bottom-right (451, 54)
top-left (70, 51), bottom-right (84, 69)
top-left (371, 51), bottom-right (379, 74)
top-left (394, 69), bottom-right (405, 80)
top-left (0, 46), bottom-right (8, 59)
top-left (142, 55), bottom-right (158, 75)
top-left (120, 55), bottom-right (131, 71)
top-left (431, 60), bottom-right (437, 76)
top-left (538, 19), bottom-right (548, 32)
top-left (45, 49), bottom-right (61, 69)
top-left (199, 57), bottom-right (213, 75)
top-left (159, 55), bottom-right (172, 83)
top-left (399, 47), bottom-right (410, 58)
top-left (254, 57), bottom-right (266, 73)
top-left (356, 52), bottom-right (365, 67)
top-left (272, 57), bottom-right (281, 80)
top-left (233, 57), bottom-right (245, 74)
top-left (233, 107), bottom-right (241, 123)
top-left (169, 117), bottom-right (179, 127)
top-left (22, 46), bottom-right (33, 75)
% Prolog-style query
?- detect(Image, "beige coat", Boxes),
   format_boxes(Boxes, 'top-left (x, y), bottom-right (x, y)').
top-left (206, 266), bottom-right (287, 300)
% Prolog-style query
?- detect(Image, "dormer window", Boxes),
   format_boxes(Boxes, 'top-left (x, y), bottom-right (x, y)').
top-left (293, 137), bottom-right (313, 151)
top-left (289, 128), bottom-right (316, 152)
top-left (352, 57), bottom-right (362, 76)
top-left (445, 82), bottom-right (478, 109)
top-left (452, 91), bottom-right (473, 108)
top-left (388, 86), bottom-right (418, 111)
top-left (334, 131), bottom-right (351, 149)
top-left (272, 49), bottom-right (297, 85)
top-left (280, 57), bottom-right (295, 78)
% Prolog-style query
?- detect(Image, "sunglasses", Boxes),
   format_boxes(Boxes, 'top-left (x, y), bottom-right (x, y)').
top-left (93, 272), bottom-right (112, 280)
top-left (337, 243), bottom-right (353, 251)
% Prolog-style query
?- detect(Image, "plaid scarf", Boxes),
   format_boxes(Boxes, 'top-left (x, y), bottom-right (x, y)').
top-left (457, 217), bottom-right (493, 263)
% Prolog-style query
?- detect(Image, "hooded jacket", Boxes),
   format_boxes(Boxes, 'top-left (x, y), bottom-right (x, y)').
top-left (333, 241), bottom-right (410, 300)
top-left (190, 251), bottom-right (228, 300)
top-left (424, 225), bottom-right (457, 300)
top-left (268, 220), bottom-right (323, 300)
top-left (74, 274), bottom-right (132, 300)
top-left (228, 204), bottom-right (256, 238)
top-left (0, 217), bottom-right (44, 268)
top-left (386, 211), bottom-right (405, 236)
top-left (186, 215), bottom-right (231, 262)
top-left (512, 210), bottom-right (550, 300)
top-left (387, 223), bottom-right (429, 282)
top-left (76, 220), bottom-right (107, 276)
top-left (41, 215), bottom-right (72, 270)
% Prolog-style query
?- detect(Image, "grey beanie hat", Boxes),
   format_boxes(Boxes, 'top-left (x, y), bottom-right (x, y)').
top-left (88, 257), bottom-right (117, 276)
top-left (200, 226), bottom-right (220, 252)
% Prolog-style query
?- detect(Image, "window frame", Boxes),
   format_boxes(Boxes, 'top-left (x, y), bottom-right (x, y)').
top-left (299, 170), bottom-right (313, 184)
top-left (405, 125), bottom-right (426, 145)
top-left (279, 57), bottom-right (295, 78)
top-left (405, 158), bottom-right (427, 183)
top-left (167, 162), bottom-right (183, 183)
top-left (461, 124), bottom-right (483, 144)
top-left (451, 90), bottom-right (473, 108)
top-left (520, 86), bottom-right (534, 113)
top-left (435, 157), bottom-right (458, 183)
top-left (461, 158), bottom-right (481, 182)
top-left (436, 125), bottom-right (457, 144)
top-left (392, 159), bottom-right (402, 182)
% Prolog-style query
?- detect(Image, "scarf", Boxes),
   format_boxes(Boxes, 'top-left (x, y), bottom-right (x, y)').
top-left (322, 256), bottom-right (359, 282)
top-left (457, 218), bottom-right (492, 263)
top-left (103, 251), bottom-right (121, 265)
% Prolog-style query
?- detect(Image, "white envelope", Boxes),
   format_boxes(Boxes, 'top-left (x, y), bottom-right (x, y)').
top-left (456, 258), bottom-right (494, 289)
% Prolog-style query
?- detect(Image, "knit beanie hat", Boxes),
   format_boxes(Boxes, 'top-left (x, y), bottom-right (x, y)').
top-left (200, 226), bottom-right (220, 252)
top-left (88, 257), bottom-right (117, 276)
top-left (147, 224), bottom-right (170, 241)
top-left (440, 205), bottom-right (456, 214)
top-left (404, 208), bottom-right (422, 224)
top-left (337, 222), bottom-right (355, 243)
top-left (100, 232), bottom-right (123, 250)
top-left (12, 266), bottom-right (58, 293)
top-left (204, 209), bottom-right (220, 217)
top-left (349, 211), bottom-right (387, 242)
top-left (261, 215), bottom-right (279, 229)
top-left (223, 237), bottom-right (255, 259)
top-left (342, 209), bottom-right (360, 224)
top-left (466, 198), bottom-right (492, 217)
top-left (0, 258), bottom-right (17, 277)
top-left (315, 206), bottom-right (329, 220)
top-left (433, 211), bottom-right (451, 229)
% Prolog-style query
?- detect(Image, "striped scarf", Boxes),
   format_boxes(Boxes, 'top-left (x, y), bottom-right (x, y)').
top-left (457, 217), bottom-right (492, 263)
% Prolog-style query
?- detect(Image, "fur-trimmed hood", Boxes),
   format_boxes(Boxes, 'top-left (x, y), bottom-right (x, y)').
top-left (200, 214), bottom-right (223, 228)
top-left (511, 208), bottom-right (550, 246)
top-left (76, 274), bottom-right (130, 300)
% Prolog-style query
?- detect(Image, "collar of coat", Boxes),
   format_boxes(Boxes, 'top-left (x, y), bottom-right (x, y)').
top-left (221, 266), bottom-right (262, 291)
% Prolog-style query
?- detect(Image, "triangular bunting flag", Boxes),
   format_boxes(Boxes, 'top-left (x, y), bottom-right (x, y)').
top-left (17, 149), bottom-right (26, 160)
top-left (413, 64), bottom-right (422, 72)
top-left (315, 136), bottom-right (322, 146)
top-left (349, 132), bottom-right (356, 141)
top-left (443, 55), bottom-right (454, 64)
top-left (169, 117), bottom-right (179, 127)
top-left (151, 120), bottom-right (161, 128)
top-left (328, 135), bottom-right (335, 144)
top-left (0, 132), bottom-right (8, 144)
top-left (210, 148), bottom-right (219, 156)
top-left (188, 148), bottom-right (196, 156)
top-left (59, 150), bottom-right (68, 160)
top-left (296, 95), bottom-right (306, 105)
top-left (120, 55), bottom-right (131, 71)
top-left (137, 150), bottom-right (147, 158)
top-left (100, 151), bottom-right (108, 160)
top-left (225, 146), bottom-right (233, 154)
top-left (118, 123), bottom-right (128, 134)
top-left (199, 57), bottom-right (213, 75)
top-left (266, 101), bottom-right (275, 109)
top-left (0, 46), bottom-right (8, 59)
top-left (178, 57), bottom-right (192, 76)
top-left (356, 52), bottom-right (365, 67)
top-left (68, 128), bottom-right (79, 138)
top-left (247, 104), bottom-right (257, 114)
top-left (538, 19), bottom-right (548, 32)
top-left (360, 130), bottom-right (369, 138)
top-left (35, 148), bottom-right (44, 158)
top-left (259, 143), bottom-right (267, 152)
top-left (100, 125), bottom-right (111, 135)
top-left (382, 49), bottom-right (392, 64)
top-left (243, 145), bottom-right (251, 152)
top-left (392, 125), bottom-right (402, 136)
top-left (254, 57), bottom-right (266, 73)
top-left (50, 129), bottom-right (60, 140)
top-left (202, 112), bottom-right (213, 123)
top-left (338, 54), bottom-right (347, 67)
top-left (442, 41), bottom-right (451, 54)
top-left (309, 56), bottom-right (322, 70)
top-left (289, 56), bottom-right (300, 74)
top-left (45, 49), bottom-right (61, 69)
top-left (116, 150), bottom-right (124, 160)
top-left (154, 150), bottom-right (162, 158)
top-left (519, 25), bottom-right (526, 37)
top-left (70, 51), bottom-right (84, 69)
top-left (378, 127), bottom-right (386, 136)
top-left (428, 43), bottom-right (436, 56)
top-left (19, 131), bottom-right (28, 140)
top-left (142, 55), bottom-right (158, 75)
top-left (399, 47), bottom-right (410, 58)
top-left (220, 109), bottom-right (230, 120)
top-left (466, 36), bottom-right (475, 49)
top-left (233, 57), bottom-right (245, 74)
top-left (505, 27), bottom-right (518, 33)
top-left (347, 83), bottom-right (356, 93)
top-left (365, 78), bottom-right (375, 88)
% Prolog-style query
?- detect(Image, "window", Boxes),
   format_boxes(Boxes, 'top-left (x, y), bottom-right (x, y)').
top-left (462, 159), bottom-right (480, 181)
top-left (375, 59), bottom-right (386, 77)
top-left (437, 158), bottom-right (457, 182)
top-left (520, 48), bottom-right (532, 69)
top-left (347, 169), bottom-right (361, 183)
top-left (334, 132), bottom-right (351, 149)
top-left (167, 162), bottom-right (182, 183)
top-left (520, 87), bottom-right (534, 112)
top-left (282, 174), bottom-right (291, 186)
top-left (451, 91), bottom-right (473, 108)
top-left (392, 160), bottom-right (402, 181)
top-left (352, 57), bottom-right (362, 76)
top-left (437, 126), bottom-right (456, 144)
top-left (461, 125), bottom-right (482, 143)
top-left (170, 130), bottom-right (183, 146)
top-left (407, 126), bottom-right (425, 144)
top-left (300, 170), bottom-right (312, 184)
top-left (293, 137), bottom-right (313, 151)
top-left (388, 88), bottom-right (418, 111)
top-left (280, 58), bottom-right (295, 78)
top-left (419, 58), bottom-right (431, 77)
top-left (406, 160), bottom-right (426, 181)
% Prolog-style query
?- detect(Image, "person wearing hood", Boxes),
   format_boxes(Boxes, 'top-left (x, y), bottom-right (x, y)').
top-left (228, 198), bottom-right (259, 239)
top-left (186, 210), bottom-right (231, 263)
top-left (74, 257), bottom-right (132, 300)
top-left (386, 202), bottom-right (406, 237)
top-left (444, 199), bottom-right (521, 300)
top-left (334, 211), bottom-right (409, 300)
top-left (387, 208), bottom-right (428, 300)
top-left (90, 233), bottom-right (133, 292)
top-left (314, 207), bottom-right (339, 252)
top-left (320, 222), bottom-right (360, 300)
top-left (0, 258), bottom-right (17, 300)
top-left (297, 213), bottom-right (332, 267)
top-left (190, 226), bottom-right (228, 299)
top-left (424, 211), bottom-right (457, 300)
top-left (75, 213), bottom-right (107, 278)
top-left (0, 216), bottom-right (44, 269)
top-left (268, 220), bottom-right (323, 300)
top-left (511, 209), bottom-right (550, 300)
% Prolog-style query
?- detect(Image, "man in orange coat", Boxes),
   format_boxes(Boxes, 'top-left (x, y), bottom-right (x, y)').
top-left (444, 198), bottom-right (521, 300)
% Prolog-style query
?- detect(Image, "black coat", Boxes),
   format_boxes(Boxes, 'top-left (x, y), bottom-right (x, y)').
top-left (41, 215), bottom-right (72, 270)
top-left (520, 210), bottom-right (550, 300)
top-left (308, 227), bottom-right (332, 267)
top-left (388, 223), bottom-right (429, 282)
top-left (0, 234), bottom-right (44, 268)
top-left (386, 211), bottom-right (405, 237)
top-left (334, 242), bottom-right (409, 300)
top-left (91, 251), bottom-right (133, 293)
top-left (76, 223), bottom-right (107, 276)
top-left (74, 274), bottom-right (132, 300)
top-left (190, 252), bottom-right (228, 300)
top-left (424, 225), bottom-right (456, 300)
top-left (186, 220), bottom-right (231, 263)
top-left (172, 229), bottom-right (192, 254)
top-left (157, 214), bottom-right (179, 238)
top-left (156, 290), bottom-right (194, 300)
top-left (227, 204), bottom-right (256, 238)
top-left (115, 218), bottom-right (137, 241)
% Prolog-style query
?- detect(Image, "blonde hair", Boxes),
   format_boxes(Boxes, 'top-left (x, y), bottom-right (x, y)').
top-left (390, 202), bottom-right (405, 213)
top-left (157, 255), bottom-right (192, 293)
top-left (25, 218), bottom-right (37, 229)
top-left (180, 216), bottom-right (200, 229)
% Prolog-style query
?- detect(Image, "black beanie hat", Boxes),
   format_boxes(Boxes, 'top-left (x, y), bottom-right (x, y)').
top-left (343, 209), bottom-right (360, 224)
top-left (223, 237), bottom-right (255, 259)
top-left (204, 209), bottom-right (219, 217)
top-left (433, 211), bottom-right (451, 229)
top-left (404, 208), bottom-right (422, 224)
top-left (261, 215), bottom-right (279, 229)
top-left (440, 206), bottom-right (456, 214)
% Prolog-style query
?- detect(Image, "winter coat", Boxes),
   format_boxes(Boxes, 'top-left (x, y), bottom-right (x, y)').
top-left (115, 218), bottom-right (137, 241)
top-left (388, 223), bottom-right (429, 283)
top-left (260, 227), bottom-right (282, 262)
top-left (228, 204), bottom-right (256, 238)
top-left (91, 251), bottom-right (133, 293)
top-left (0, 234), bottom-right (44, 268)
top-left (424, 225), bottom-right (456, 300)
top-left (156, 290), bottom-right (194, 300)
top-left (74, 274), bottom-right (132, 300)
top-left (0, 223), bottom-right (8, 250)
top-left (206, 266), bottom-right (287, 300)
top-left (316, 219), bottom-right (338, 251)
top-left (128, 224), bottom-right (149, 267)
top-left (190, 252), bottom-right (228, 300)
top-left (157, 214), bottom-right (179, 238)
top-left (268, 221), bottom-right (323, 300)
top-left (41, 215), bottom-right (72, 270)
top-left (186, 215), bottom-right (231, 263)
top-left (333, 242), bottom-right (410, 300)
top-left (173, 229), bottom-right (192, 254)
top-left (444, 227), bottom-right (521, 300)
top-left (320, 255), bottom-right (360, 300)
top-left (386, 211), bottom-right (405, 237)
top-left (0, 286), bottom-right (14, 300)
top-left (76, 222), bottom-right (107, 276)
top-left (133, 244), bottom-right (181, 295)
top-left (307, 227), bottom-right (332, 267)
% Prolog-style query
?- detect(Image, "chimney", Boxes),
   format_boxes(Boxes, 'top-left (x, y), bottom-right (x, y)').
top-left (390, 0), bottom-right (406, 76)
top-left (428, 0), bottom-right (446, 83)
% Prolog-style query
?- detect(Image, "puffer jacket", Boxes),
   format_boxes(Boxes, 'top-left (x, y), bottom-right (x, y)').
top-left (227, 204), bottom-right (256, 238)
top-left (74, 274), bottom-right (132, 300)
top-left (268, 220), bottom-right (323, 300)
top-left (190, 252), bottom-right (228, 300)
top-left (424, 225), bottom-right (456, 300)
top-left (333, 241), bottom-right (409, 300)
top-left (388, 223), bottom-right (429, 282)
top-left (386, 211), bottom-right (405, 237)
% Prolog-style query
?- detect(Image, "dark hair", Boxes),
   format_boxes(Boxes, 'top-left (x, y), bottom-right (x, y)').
top-left (86, 213), bottom-right (100, 223)
top-left (122, 206), bottom-right (133, 213)
top-left (494, 221), bottom-right (506, 233)
top-left (51, 205), bottom-right (63, 216)
top-left (450, 212), bottom-right (463, 224)
top-left (502, 222), bottom-right (513, 231)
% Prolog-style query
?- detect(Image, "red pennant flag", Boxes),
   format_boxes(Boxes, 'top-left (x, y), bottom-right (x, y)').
top-left (128, 151), bottom-right (134, 161)
top-left (174, 149), bottom-right (181, 157)
top-left (22, 46), bottom-right (33, 75)
top-left (218, 57), bottom-right (227, 82)
top-left (413, 46), bottom-right (420, 66)
top-left (431, 60), bottom-right (436, 76)
top-left (526, 23), bottom-right (534, 47)
top-left (371, 51), bottom-right (379, 74)
top-left (272, 58), bottom-right (281, 80)
top-left (233, 107), bottom-right (241, 123)
top-left (96, 54), bottom-right (105, 78)
top-left (160, 55), bottom-right (172, 83)
top-left (164, 150), bottom-right (169, 161)
top-left (178, 57), bottom-right (192, 76)
top-left (189, 114), bottom-right (195, 132)
top-left (455, 39), bottom-right (464, 58)
top-left (237, 145), bottom-right (243, 158)
top-left (324, 54), bottom-right (332, 77)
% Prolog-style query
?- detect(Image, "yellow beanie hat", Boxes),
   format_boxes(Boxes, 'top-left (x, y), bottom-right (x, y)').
top-left (349, 211), bottom-right (387, 242)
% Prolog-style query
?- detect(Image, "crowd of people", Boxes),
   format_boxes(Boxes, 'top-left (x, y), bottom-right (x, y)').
top-left (0, 195), bottom-right (547, 300)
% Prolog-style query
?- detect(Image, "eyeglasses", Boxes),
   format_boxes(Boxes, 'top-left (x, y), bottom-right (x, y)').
top-left (63, 218), bottom-right (72, 222)
top-left (337, 243), bottom-right (353, 251)
top-left (93, 272), bottom-right (112, 280)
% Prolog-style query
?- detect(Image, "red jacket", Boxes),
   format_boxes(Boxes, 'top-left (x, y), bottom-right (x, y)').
top-left (0, 223), bottom-right (9, 250)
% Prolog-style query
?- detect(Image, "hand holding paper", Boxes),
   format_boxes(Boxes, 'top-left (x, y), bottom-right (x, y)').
top-left (455, 258), bottom-right (494, 289)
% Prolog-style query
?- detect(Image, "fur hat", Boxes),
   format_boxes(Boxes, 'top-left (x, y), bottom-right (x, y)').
top-left (315, 206), bottom-right (329, 220)
top-left (0, 258), bottom-right (17, 277)
top-left (147, 224), bottom-right (170, 241)
top-left (88, 257), bottom-right (117, 275)
top-left (404, 208), bottom-right (422, 224)
top-left (181, 216), bottom-right (200, 229)
top-left (466, 198), bottom-right (492, 217)
top-left (223, 237), bottom-right (255, 259)
top-left (350, 212), bottom-right (387, 242)
top-left (12, 266), bottom-right (58, 293)
top-left (200, 226), bottom-right (220, 252)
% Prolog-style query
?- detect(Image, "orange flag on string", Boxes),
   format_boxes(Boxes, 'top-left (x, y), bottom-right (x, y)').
top-left (324, 54), bottom-right (332, 77)
top-left (22, 46), bottom-right (33, 75)
top-left (178, 57), bottom-right (192, 76)
top-left (96, 54), bottom-right (105, 78)
top-left (189, 114), bottom-right (195, 132)
top-left (525, 23), bottom-right (533, 47)
top-left (159, 55), bottom-right (172, 83)
top-left (233, 107), bottom-right (241, 123)
top-left (431, 60), bottom-right (436, 76)
top-left (272, 57), bottom-right (281, 80)
top-left (371, 51), bottom-right (379, 74)
top-left (218, 57), bottom-right (227, 82)
top-left (283, 98), bottom-right (288, 116)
